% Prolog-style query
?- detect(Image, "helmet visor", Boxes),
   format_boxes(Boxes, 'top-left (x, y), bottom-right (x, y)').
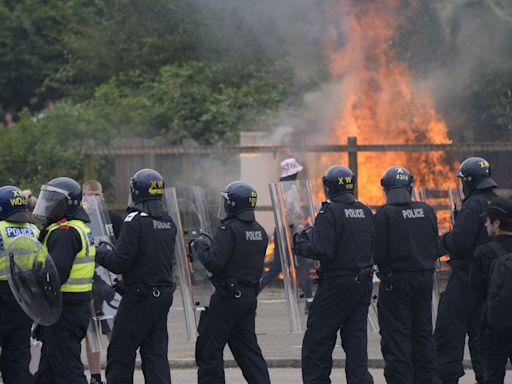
top-left (33, 185), bottom-right (68, 223)
top-left (217, 192), bottom-right (229, 220)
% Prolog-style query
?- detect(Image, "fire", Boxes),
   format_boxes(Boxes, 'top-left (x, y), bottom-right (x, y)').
top-left (323, 0), bottom-right (457, 207)
top-left (264, 237), bottom-right (284, 280)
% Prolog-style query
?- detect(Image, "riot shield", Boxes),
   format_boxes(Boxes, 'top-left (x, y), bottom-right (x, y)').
top-left (7, 236), bottom-right (62, 326)
top-left (82, 195), bottom-right (120, 349)
top-left (165, 186), bottom-right (214, 341)
top-left (269, 180), bottom-right (317, 333)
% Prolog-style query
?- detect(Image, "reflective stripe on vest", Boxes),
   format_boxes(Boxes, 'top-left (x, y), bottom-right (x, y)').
top-left (0, 221), bottom-right (39, 280)
top-left (44, 220), bottom-right (95, 292)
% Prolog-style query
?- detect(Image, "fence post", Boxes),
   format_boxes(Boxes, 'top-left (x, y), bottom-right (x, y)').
top-left (348, 137), bottom-right (358, 198)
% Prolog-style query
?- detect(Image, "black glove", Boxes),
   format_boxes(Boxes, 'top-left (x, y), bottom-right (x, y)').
top-left (190, 234), bottom-right (212, 264)
top-left (293, 227), bottom-right (313, 256)
top-left (95, 241), bottom-right (114, 266)
top-left (112, 277), bottom-right (126, 297)
top-left (92, 273), bottom-right (116, 303)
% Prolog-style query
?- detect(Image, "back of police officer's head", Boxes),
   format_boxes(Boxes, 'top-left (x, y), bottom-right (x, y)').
top-left (0, 185), bottom-right (29, 223)
top-left (33, 177), bottom-right (85, 224)
top-left (322, 165), bottom-right (355, 202)
top-left (485, 197), bottom-right (512, 237)
top-left (218, 181), bottom-right (257, 221)
top-left (457, 157), bottom-right (497, 196)
top-left (381, 166), bottom-right (414, 205)
top-left (129, 168), bottom-right (165, 218)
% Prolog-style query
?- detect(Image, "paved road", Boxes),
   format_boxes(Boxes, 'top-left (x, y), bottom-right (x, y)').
top-left (128, 368), bottom-right (481, 383)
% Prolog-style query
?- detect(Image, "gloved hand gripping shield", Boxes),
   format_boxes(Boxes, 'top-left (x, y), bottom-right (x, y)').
top-left (82, 195), bottom-right (120, 351)
top-left (269, 180), bottom-right (317, 333)
top-left (7, 236), bottom-right (62, 326)
top-left (165, 186), bottom-right (214, 341)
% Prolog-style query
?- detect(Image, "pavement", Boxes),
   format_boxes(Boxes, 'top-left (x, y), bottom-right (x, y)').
top-left (78, 285), bottom-right (497, 383)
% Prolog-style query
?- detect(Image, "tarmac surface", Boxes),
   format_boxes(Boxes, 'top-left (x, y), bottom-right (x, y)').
top-left (79, 285), bottom-right (503, 383)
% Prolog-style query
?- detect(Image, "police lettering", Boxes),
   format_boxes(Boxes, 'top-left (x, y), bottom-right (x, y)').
top-left (5, 227), bottom-right (34, 238)
top-left (153, 221), bottom-right (172, 229)
top-left (401, 208), bottom-right (425, 219)
top-left (344, 209), bottom-right (365, 218)
top-left (246, 231), bottom-right (263, 241)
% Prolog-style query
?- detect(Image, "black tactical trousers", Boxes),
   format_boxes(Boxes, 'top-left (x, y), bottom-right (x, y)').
top-left (480, 325), bottom-right (512, 384)
top-left (196, 289), bottom-right (270, 384)
top-left (106, 286), bottom-right (173, 384)
top-left (435, 272), bottom-right (484, 384)
top-left (378, 271), bottom-right (439, 384)
top-left (35, 300), bottom-right (91, 384)
top-left (0, 286), bottom-right (33, 384)
top-left (302, 274), bottom-right (373, 384)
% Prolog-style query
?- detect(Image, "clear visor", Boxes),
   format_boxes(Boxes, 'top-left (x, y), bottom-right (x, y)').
top-left (456, 178), bottom-right (466, 200)
top-left (33, 185), bottom-right (68, 221)
top-left (217, 193), bottom-right (229, 220)
top-left (82, 194), bottom-right (101, 215)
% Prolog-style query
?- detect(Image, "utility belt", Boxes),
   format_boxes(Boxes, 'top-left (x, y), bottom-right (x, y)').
top-left (125, 282), bottom-right (175, 300)
top-left (212, 278), bottom-right (260, 298)
top-left (320, 267), bottom-right (374, 283)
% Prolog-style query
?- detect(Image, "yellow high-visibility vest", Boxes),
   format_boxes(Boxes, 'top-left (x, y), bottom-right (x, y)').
top-left (44, 220), bottom-right (95, 293)
top-left (0, 221), bottom-right (39, 281)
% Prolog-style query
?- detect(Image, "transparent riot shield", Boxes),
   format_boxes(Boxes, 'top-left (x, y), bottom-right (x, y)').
top-left (165, 186), bottom-right (214, 341)
top-left (269, 180), bottom-right (317, 333)
top-left (7, 236), bottom-right (62, 326)
top-left (83, 195), bottom-right (120, 351)
top-left (413, 187), bottom-right (456, 325)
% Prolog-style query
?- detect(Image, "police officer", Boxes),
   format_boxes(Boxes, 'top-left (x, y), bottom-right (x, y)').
top-left (96, 169), bottom-right (176, 384)
top-left (0, 185), bottom-right (39, 383)
top-left (374, 166), bottom-right (439, 384)
top-left (32, 177), bottom-right (96, 384)
top-left (436, 157), bottom-right (498, 384)
top-left (192, 181), bottom-right (271, 384)
top-left (469, 197), bottom-right (512, 383)
top-left (293, 165), bottom-right (374, 384)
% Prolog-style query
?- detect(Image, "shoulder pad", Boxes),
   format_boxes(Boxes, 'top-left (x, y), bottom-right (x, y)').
top-left (124, 212), bottom-right (139, 222)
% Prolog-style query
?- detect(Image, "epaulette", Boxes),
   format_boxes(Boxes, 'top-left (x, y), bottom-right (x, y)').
top-left (124, 212), bottom-right (139, 222)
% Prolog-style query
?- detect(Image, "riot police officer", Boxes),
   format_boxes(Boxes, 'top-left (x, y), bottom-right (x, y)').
top-left (436, 157), bottom-right (498, 384)
top-left (0, 185), bottom-right (39, 383)
top-left (375, 166), bottom-right (439, 384)
top-left (96, 169), bottom-right (176, 384)
top-left (293, 165), bottom-right (374, 384)
top-left (32, 177), bottom-right (96, 384)
top-left (192, 181), bottom-right (271, 384)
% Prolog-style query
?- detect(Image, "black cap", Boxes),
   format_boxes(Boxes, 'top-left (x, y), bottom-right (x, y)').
top-left (487, 197), bottom-right (512, 219)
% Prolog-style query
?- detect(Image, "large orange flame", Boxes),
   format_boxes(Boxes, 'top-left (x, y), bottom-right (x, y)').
top-left (323, 0), bottom-right (456, 207)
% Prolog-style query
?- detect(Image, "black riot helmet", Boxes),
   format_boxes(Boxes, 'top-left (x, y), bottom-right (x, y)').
top-left (322, 166), bottom-right (355, 201)
top-left (218, 181), bottom-right (257, 220)
top-left (381, 166), bottom-right (414, 194)
top-left (129, 169), bottom-right (165, 218)
top-left (33, 177), bottom-right (84, 224)
top-left (457, 157), bottom-right (497, 192)
top-left (0, 185), bottom-right (29, 222)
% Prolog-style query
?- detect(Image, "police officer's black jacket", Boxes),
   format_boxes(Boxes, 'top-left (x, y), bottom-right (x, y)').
top-left (96, 209), bottom-right (177, 287)
top-left (294, 193), bottom-right (374, 272)
top-left (374, 191), bottom-right (438, 273)
top-left (442, 188), bottom-right (497, 274)
top-left (195, 211), bottom-right (268, 285)
top-left (470, 234), bottom-right (512, 299)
